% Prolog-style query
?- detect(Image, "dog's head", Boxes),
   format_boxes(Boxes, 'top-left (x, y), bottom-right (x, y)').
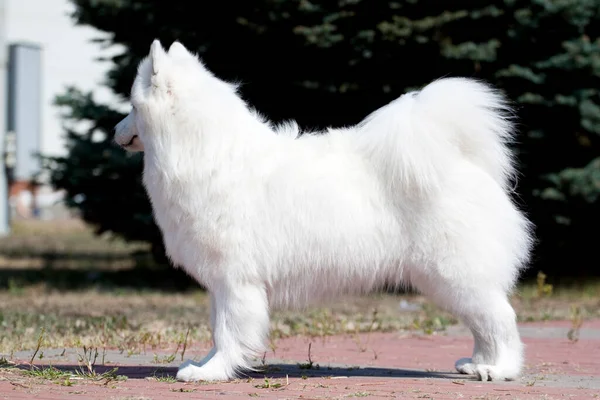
top-left (113, 40), bottom-right (211, 152)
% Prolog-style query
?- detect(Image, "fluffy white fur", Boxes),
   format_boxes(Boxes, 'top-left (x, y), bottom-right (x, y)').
top-left (114, 40), bottom-right (533, 383)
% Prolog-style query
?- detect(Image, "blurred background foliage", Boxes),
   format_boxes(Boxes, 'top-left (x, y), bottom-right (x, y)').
top-left (44, 0), bottom-right (600, 279)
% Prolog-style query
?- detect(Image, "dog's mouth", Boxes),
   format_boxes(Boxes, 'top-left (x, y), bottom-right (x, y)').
top-left (124, 135), bottom-right (138, 147)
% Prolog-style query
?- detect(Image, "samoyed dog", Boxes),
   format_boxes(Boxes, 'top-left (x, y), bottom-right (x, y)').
top-left (115, 40), bottom-right (533, 382)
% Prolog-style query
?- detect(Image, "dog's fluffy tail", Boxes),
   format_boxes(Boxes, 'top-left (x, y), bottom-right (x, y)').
top-left (353, 77), bottom-right (516, 194)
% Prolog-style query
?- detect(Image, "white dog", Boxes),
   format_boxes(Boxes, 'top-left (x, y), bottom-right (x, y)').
top-left (115, 40), bottom-right (533, 382)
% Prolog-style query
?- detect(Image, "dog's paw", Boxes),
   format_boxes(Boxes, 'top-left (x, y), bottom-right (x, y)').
top-left (455, 358), bottom-right (517, 381)
top-left (176, 360), bottom-right (203, 382)
top-left (176, 359), bottom-right (229, 382)
top-left (455, 358), bottom-right (478, 375)
top-left (474, 364), bottom-right (504, 382)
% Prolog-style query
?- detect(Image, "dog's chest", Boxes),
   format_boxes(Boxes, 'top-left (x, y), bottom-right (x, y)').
top-left (142, 166), bottom-right (225, 277)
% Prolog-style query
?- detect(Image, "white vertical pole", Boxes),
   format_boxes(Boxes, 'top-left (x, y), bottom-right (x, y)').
top-left (0, 0), bottom-right (10, 235)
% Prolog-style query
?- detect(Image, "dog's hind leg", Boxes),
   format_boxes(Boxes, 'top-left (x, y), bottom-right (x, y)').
top-left (411, 271), bottom-right (523, 381)
top-left (452, 288), bottom-right (523, 381)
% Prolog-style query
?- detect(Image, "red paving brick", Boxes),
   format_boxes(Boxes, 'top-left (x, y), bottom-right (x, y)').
top-left (268, 331), bottom-right (600, 377)
top-left (1, 319), bottom-right (599, 399)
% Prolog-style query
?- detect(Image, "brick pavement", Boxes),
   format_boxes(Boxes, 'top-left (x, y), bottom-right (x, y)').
top-left (1, 319), bottom-right (599, 399)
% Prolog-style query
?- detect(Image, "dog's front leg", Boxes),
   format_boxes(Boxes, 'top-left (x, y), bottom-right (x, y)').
top-left (176, 281), bottom-right (269, 382)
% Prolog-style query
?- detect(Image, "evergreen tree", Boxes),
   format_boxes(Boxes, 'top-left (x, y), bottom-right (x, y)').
top-left (46, 0), bottom-right (600, 277)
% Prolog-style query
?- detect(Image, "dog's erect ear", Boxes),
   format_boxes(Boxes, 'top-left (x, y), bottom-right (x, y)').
top-left (168, 41), bottom-right (190, 59)
top-left (150, 39), bottom-right (167, 75)
top-left (149, 39), bottom-right (173, 94)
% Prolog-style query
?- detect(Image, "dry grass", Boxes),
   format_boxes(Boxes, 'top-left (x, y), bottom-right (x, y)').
top-left (1, 286), bottom-right (598, 356)
top-left (0, 220), bottom-right (599, 356)
top-left (0, 219), bottom-right (145, 258)
top-left (0, 219), bottom-right (149, 275)
top-left (0, 285), bottom-right (436, 354)
top-left (0, 288), bottom-right (212, 354)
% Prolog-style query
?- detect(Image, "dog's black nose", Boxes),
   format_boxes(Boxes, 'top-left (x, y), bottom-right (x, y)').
top-left (125, 135), bottom-right (138, 147)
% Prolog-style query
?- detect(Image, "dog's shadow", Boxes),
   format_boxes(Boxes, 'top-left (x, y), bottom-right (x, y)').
top-left (9, 362), bottom-right (468, 382)
top-left (250, 363), bottom-right (464, 380)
